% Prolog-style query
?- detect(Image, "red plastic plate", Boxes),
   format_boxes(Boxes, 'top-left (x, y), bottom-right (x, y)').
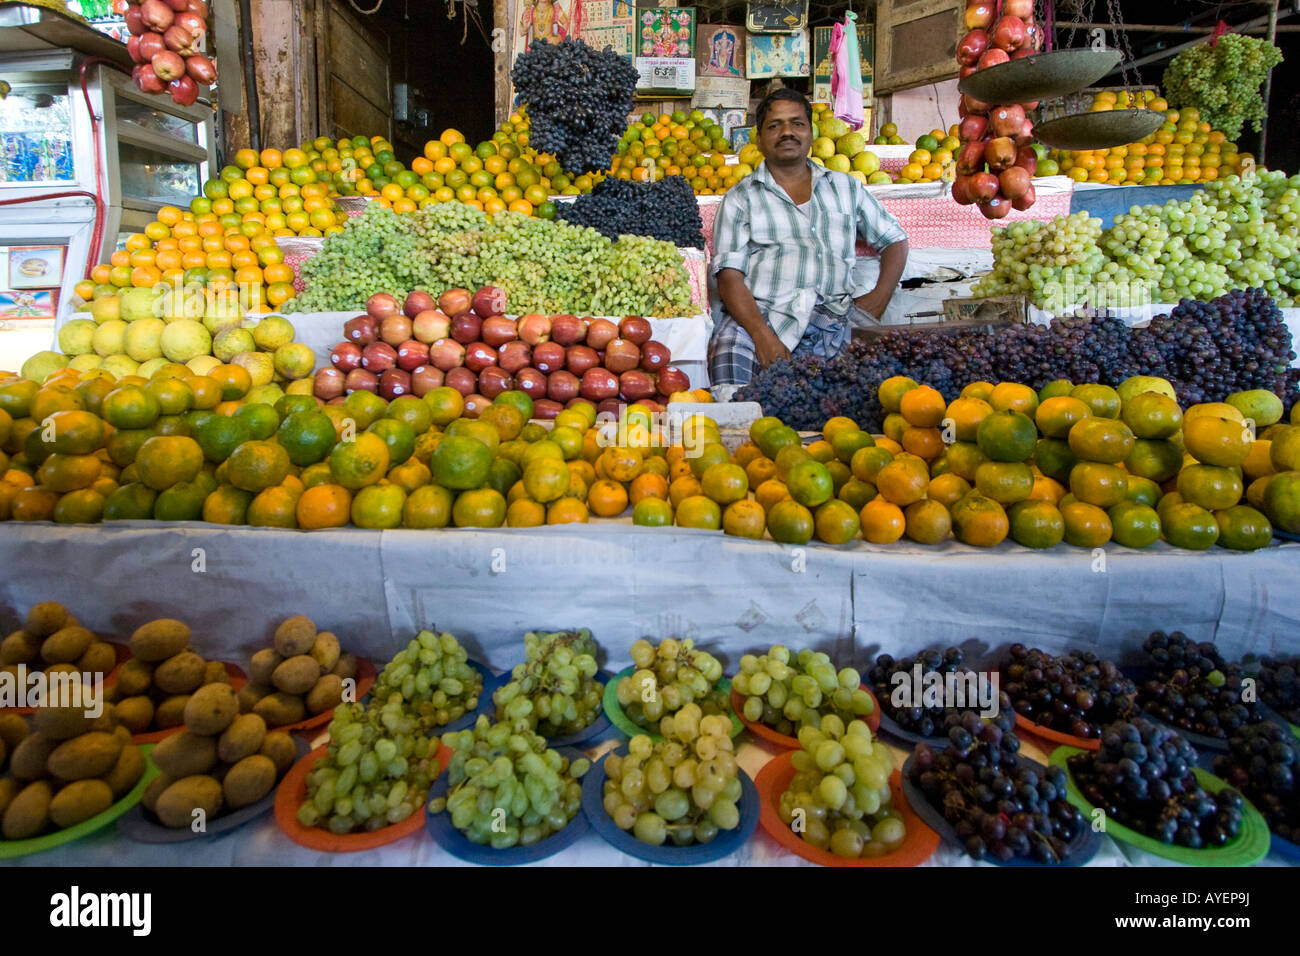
top-left (275, 658), bottom-right (377, 736)
top-left (1013, 711), bottom-right (1101, 751)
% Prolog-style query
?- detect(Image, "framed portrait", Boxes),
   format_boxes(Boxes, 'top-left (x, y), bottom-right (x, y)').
top-left (696, 24), bottom-right (745, 78)
top-left (746, 29), bottom-right (810, 78)
top-left (7, 245), bottom-right (64, 290)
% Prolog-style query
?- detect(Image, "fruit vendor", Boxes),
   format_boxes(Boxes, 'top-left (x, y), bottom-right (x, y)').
top-left (709, 89), bottom-right (909, 386)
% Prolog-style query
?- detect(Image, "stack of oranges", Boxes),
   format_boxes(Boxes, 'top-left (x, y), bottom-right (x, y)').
top-left (1052, 98), bottom-right (1255, 186)
top-left (201, 147), bottom-right (342, 236)
top-left (612, 110), bottom-right (750, 194)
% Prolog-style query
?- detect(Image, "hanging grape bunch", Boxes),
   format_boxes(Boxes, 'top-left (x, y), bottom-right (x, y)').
top-left (123, 0), bottom-right (217, 105)
top-left (512, 38), bottom-right (639, 174)
top-left (555, 175), bottom-right (705, 248)
top-left (1163, 34), bottom-right (1284, 141)
top-left (952, 0), bottom-right (1042, 217)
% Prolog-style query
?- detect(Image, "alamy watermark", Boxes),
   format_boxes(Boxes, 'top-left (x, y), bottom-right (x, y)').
top-left (0, 666), bottom-right (102, 716)
top-left (889, 663), bottom-right (1000, 718)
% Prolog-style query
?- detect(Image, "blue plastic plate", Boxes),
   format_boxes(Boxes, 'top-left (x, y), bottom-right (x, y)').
top-left (581, 745), bottom-right (759, 865)
top-left (1273, 528), bottom-right (1300, 544)
top-left (1270, 831), bottom-right (1300, 863)
top-left (875, 709), bottom-right (951, 749)
top-left (424, 746), bottom-right (590, 866)
top-left (900, 746), bottom-right (1101, 867)
top-left (480, 668), bottom-right (615, 747)
top-left (117, 736), bottom-right (310, 843)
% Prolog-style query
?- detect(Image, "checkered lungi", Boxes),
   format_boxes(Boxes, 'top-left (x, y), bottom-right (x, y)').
top-left (708, 301), bottom-right (866, 386)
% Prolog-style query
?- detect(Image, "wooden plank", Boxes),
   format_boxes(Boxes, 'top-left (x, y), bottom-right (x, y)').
top-left (494, 0), bottom-right (511, 128)
top-left (253, 0), bottom-right (299, 148)
top-left (329, 75), bottom-right (390, 141)
top-left (327, 0), bottom-right (391, 115)
top-left (875, 0), bottom-right (960, 94)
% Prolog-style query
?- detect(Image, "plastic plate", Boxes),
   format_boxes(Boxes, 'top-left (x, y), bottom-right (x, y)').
top-left (132, 662), bottom-right (247, 744)
top-left (581, 745), bottom-right (759, 864)
top-left (754, 753), bottom-right (940, 866)
top-left (479, 668), bottom-right (616, 747)
top-left (1269, 831), bottom-right (1300, 863)
top-left (730, 685), bottom-right (881, 749)
top-left (1273, 528), bottom-right (1300, 544)
top-left (1051, 745), bottom-right (1270, 866)
top-left (3, 642), bottom-right (131, 715)
top-left (431, 659), bottom-right (495, 735)
top-left (274, 659), bottom-right (377, 736)
top-left (1013, 712), bottom-right (1102, 752)
top-left (117, 735), bottom-right (310, 843)
top-left (273, 743), bottom-right (433, 852)
top-left (0, 742), bottom-right (159, 860)
top-left (874, 709), bottom-right (951, 749)
top-left (424, 745), bottom-right (589, 865)
top-left (901, 746), bottom-right (1102, 866)
top-left (602, 665), bottom-right (742, 742)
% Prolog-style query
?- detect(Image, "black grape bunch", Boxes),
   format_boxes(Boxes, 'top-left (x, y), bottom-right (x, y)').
top-left (511, 38), bottom-right (639, 175)
top-left (556, 175), bottom-right (705, 248)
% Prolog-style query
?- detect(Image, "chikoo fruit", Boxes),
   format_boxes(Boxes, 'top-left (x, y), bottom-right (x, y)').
top-left (154, 775), bottom-right (223, 828)
top-left (128, 619), bottom-right (190, 662)
top-left (49, 779), bottom-right (114, 828)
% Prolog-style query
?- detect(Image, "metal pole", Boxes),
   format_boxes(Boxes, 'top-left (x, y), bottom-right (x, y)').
top-left (1259, 0), bottom-right (1280, 162)
top-left (1091, 10), bottom-right (1296, 77)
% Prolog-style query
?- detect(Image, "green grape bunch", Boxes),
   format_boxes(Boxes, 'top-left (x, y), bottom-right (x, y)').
top-left (284, 203), bottom-right (697, 317)
top-left (297, 701), bottom-right (440, 834)
top-left (492, 629), bottom-right (605, 738)
top-left (616, 637), bottom-right (728, 730)
top-left (369, 629), bottom-right (483, 732)
top-left (734, 645), bottom-right (875, 737)
top-left (1163, 34), bottom-right (1284, 141)
top-left (779, 718), bottom-right (906, 858)
top-left (430, 716), bottom-right (589, 849)
top-left (602, 703), bottom-right (742, 846)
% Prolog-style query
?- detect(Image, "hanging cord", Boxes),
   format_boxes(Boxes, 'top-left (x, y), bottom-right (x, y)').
top-left (1108, 0), bottom-right (1141, 87)
top-left (1065, 0), bottom-right (1096, 49)
top-left (347, 0), bottom-right (384, 15)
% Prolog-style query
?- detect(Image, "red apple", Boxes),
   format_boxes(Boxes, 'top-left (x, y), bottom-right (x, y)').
top-left (330, 341), bottom-right (362, 372)
top-left (989, 104), bottom-right (1026, 138)
top-left (140, 0), bottom-right (174, 30)
top-left (517, 313), bottom-right (552, 345)
top-left (980, 194), bottom-right (1012, 219)
top-left (957, 141), bottom-right (986, 175)
top-left (963, 94), bottom-right (991, 116)
top-left (952, 175), bottom-right (975, 206)
top-left (566, 344), bottom-right (599, 375)
top-left (985, 137), bottom-right (1017, 172)
top-left (361, 341), bottom-right (397, 372)
top-left (411, 309), bottom-right (450, 343)
top-left (396, 339), bottom-right (430, 372)
top-left (313, 367), bottom-right (345, 401)
top-left (657, 366), bottom-right (691, 395)
top-left (463, 394), bottom-right (491, 418)
top-left (550, 314), bottom-right (586, 345)
top-left (464, 341), bottom-right (497, 373)
top-left (532, 399), bottom-right (563, 421)
top-left (437, 288), bottom-right (472, 316)
top-left (379, 314), bottom-right (412, 347)
top-left (343, 314), bottom-right (377, 346)
top-left (185, 54), bottom-right (216, 86)
top-left (127, 35), bottom-right (143, 61)
top-left (166, 76), bottom-right (197, 107)
top-left (597, 398), bottom-right (623, 418)
top-left (1012, 183), bottom-right (1037, 211)
top-left (378, 368), bottom-right (412, 400)
top-left (956, 29), bottom-right (988, 66)
top-left (547, 370), bottom-right (581, 403)
top-left (965, 1), bottom-right (994, 30)
top-left (472, 285), bottom-right (507, 318)
top-left (958, 115), bottom-right (988, 142)
top-left (445, 367), bottom-right (477, 396)
top-left (603, 338), bottom-right (641, 374)
top-left (136, 64), bottom-right (165, 94)
top-left (619, 316), bottom-right (652, 344)
top-left (124, 7), bottom-right (144, 34)
top-left (498, 341), bottom-right (532, 374)
top-left (344, 368), bottom-right (378, 394)
top-left (477, 366), bottom-right (513, 399)
top-left (450, 312), bottom-right (481, 345)
top-left (366, 292), bottom-right (400, 321)
top-left (532, 342), bottom-right (567, 374)
top-left (139, 31), bottom-right (166, 60)
top-left (515, 367), bottom-right (549, 399)
top-left (411, 366), bottom-right (444, 397)
top-left (619, 370), bottom-right (656, 401)
top-left (585, 318), bottom-right (618, 350)
top-left (990, 16), bottom-right (1027, 52)
top-left (428, 338), bottom-right (466, 371)
top-left (969, 172), bottom-right (1000, 203)
top-left (999, 165), bottom-right (1032, 200)
top-left (403, 289), bottom-right (435, 318)
top-left (1004, 0), bottom-right (1033, 17)
top-left (978, 48), bottom-right (1010, 70)
top-left (1015, 146), bottom-right (1038, 176)
top-left (639, 340), bottom-right (671, 372)
top-left (163, 22), bottom-right (200, 56)
top-left (960, 64), bottom-right (978, 81)
top-left (480, 316), bottom-right (518, 348)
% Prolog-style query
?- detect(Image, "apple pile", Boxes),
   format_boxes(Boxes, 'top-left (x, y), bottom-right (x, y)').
top-left (123, 0), bottom-right (216, 106)
top-left (312, 286), bottom-right (691, 420)
top-left (952, 0), bottom-right (1042, 218)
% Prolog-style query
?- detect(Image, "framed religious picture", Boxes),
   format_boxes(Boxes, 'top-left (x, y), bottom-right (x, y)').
top-left (696, 24), bottom-right (745, 78)
top-left (746, 30), bottom-right (810, 79)
top-left (745, 0), bottom-right (807, 34)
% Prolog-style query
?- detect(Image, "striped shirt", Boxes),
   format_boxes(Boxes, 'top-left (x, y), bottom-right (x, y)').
top-left (711, 159), bottom-right (907, 350)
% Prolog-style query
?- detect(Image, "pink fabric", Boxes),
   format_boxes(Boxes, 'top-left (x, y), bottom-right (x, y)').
top-left (830, 22), bottom-right (864, 130)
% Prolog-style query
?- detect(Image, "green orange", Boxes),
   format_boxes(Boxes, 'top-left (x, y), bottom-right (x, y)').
top-left (1108, 500), bottom-right (1162, 548)
top-left (976, 411), bottom-right (1037, 462)
top-left (1008, 499), bottom-right (1065, 549)
top-left (766, 499), bottom-right (813, 544)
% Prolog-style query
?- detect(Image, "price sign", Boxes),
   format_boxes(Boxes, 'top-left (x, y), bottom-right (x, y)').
top-left (635, 57), bottom-right (695, 97)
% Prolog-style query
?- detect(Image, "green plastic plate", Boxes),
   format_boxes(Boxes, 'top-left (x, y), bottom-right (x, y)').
top-left (602, 665), bottom-right (742, 742)
top-left (0, 744), bottom-right (159, 860)
top-left (1050, 746), bottom-right (1270, 866)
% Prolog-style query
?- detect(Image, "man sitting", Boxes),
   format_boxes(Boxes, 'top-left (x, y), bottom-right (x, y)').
top-left (709, 88), bottom-right (910, 386)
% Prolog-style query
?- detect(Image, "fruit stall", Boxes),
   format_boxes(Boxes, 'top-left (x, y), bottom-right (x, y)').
top-left (2, 0), bottom-right (1300, 875)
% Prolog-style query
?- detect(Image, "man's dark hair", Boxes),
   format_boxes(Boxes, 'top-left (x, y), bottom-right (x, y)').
top-left (756, 88), bottom-right (812, 130)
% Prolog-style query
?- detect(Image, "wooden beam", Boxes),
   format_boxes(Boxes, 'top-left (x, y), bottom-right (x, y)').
top-left (494, 0), bottom-right (511, 128)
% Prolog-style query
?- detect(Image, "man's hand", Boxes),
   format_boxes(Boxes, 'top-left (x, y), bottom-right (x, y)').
top-left (852, 290), bottom-right (890, 321)
top-left (753, 326), bottom-right (792, 368)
